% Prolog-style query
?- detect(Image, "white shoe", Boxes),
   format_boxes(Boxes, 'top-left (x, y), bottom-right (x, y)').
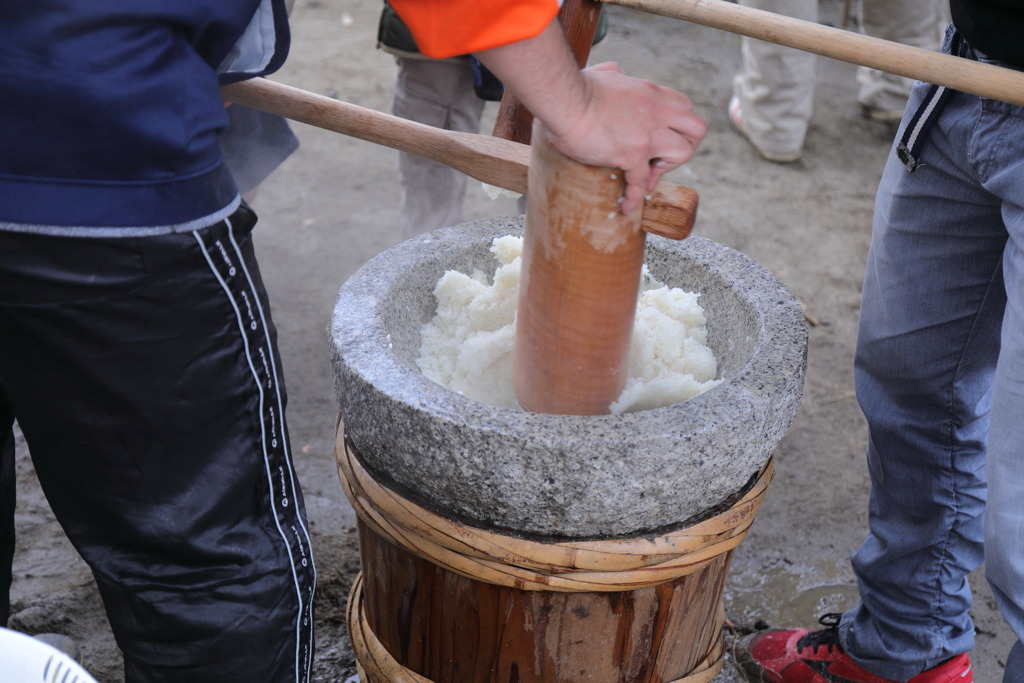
top-left (728, 96), bottom-right (802, 163)
top-left (860, 103), bottom-right (905, 123)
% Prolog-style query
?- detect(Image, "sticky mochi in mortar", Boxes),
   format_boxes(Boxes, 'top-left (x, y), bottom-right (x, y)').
top-left (416, 236), bottom-right (722, 413)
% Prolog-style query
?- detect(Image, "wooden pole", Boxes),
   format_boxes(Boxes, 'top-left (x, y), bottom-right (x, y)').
top-left (221, 79), bottom-right (697, 241)
top-left (605, 0), bottom-right (1024, 107)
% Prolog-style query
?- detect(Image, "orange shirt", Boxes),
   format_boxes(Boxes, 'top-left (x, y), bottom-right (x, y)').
top-left (388, 0), bottom-right (560, 59)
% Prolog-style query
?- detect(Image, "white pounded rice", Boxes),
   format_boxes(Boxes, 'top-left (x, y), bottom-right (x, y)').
top-left (416, 236), bottom-right (722, 414)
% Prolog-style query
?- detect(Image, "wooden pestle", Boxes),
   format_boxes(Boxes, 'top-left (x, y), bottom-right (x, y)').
top-left (513, 121), bottom-right (649, 415)
top-left (504, 0), bottom-right (693, 415)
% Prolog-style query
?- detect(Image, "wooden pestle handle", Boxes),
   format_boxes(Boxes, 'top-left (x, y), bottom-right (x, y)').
top-left (492, 0), bottom-right (605, 144)
top-left (514, 120), bottom-right (645, 415)
top-left (496, 0), bottom-right (694, 414)
top-left (605, 0), bottom-right (1024, 107)
top-left (221, 78), bottom-right (697, 240)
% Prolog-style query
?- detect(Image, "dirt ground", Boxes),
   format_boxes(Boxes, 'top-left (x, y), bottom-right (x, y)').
top-left (7, 1), bottom-right (1017, 681)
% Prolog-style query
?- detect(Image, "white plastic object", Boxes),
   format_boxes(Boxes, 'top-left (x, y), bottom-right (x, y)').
top-left (0, 627), bottom-right (99, 683)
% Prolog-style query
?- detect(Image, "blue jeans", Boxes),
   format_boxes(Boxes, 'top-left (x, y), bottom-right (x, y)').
top-left (839, 28), bottom-right (1024, 682)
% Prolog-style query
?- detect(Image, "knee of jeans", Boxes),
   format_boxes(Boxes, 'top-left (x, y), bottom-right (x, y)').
top-left (854, 335), bottom-right (919, 388)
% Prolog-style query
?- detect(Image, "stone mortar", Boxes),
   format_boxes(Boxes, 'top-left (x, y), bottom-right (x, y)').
top-left (330, 216), bottom-right (807, 539)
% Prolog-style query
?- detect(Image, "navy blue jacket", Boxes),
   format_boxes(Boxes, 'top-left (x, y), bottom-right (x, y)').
top-left (0, 1), bottom-right (289, 234)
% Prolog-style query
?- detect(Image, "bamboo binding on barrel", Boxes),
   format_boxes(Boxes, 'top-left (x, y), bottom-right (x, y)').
top-left (335, 424), bottom-right (773, 592)
top-left (345, 571), bottom-right (727, 683)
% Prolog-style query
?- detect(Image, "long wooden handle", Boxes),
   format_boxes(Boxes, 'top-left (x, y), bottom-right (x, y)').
top-left (223, 78), bottom-right (530, 193)
top-left (605, 0), bottom-right (1024, 107)
top-left (222, 78), bottom-right (697, 240)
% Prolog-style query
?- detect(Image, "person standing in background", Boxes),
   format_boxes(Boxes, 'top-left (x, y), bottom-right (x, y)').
top-left (377, 1), bottom-right (607, 240)
top-left (377, 1), bottom-right (490, 239)
top-left (729, 0), bottom-right (949, 162)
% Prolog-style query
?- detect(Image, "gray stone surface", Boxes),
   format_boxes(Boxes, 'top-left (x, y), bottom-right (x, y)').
top-left (330, 216), bottom-right (807, 538)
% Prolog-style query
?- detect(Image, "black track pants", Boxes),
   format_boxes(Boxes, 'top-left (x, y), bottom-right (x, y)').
top-left (0, 206), bottom-right (316, 682)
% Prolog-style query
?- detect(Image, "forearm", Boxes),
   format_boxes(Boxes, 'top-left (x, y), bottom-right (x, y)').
top-left (391, 1), bottom-right (707, 214)
top-left (474, 19), bottom-right (707, 214)
top-left (473, 19), bottom-right (590, 140)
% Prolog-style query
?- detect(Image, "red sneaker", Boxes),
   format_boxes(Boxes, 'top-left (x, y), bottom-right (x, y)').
top-left (734, 613), bottom-right (973, 682)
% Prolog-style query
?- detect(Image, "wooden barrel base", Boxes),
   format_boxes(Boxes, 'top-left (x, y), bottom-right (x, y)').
top-left (336, 422), bottom-right (773, 682)
top-left (348, 520), bottom-right (728, 683)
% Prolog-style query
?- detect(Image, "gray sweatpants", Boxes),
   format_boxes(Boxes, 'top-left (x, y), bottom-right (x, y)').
top-left (732, 0), bottom-right (949, 156)
top-left (391, 57), bottom-right (485, 240)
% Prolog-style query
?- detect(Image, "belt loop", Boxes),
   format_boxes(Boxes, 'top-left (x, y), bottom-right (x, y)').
top-left (895, 31), bottom-right (963, 172)
top-left (896, 84), bottom-right (954, 172)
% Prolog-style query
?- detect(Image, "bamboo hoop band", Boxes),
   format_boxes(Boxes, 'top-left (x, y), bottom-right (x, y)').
top-left (346, 570), bottom-right (727, 683)
top-left (335, 421), bottom-right (773, 592)
top-left (346, 573), bottom-right (430, 683)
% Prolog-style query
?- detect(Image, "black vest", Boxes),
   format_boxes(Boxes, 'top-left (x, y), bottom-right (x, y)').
top-left (950, 0), bottom-right (1024, 65)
